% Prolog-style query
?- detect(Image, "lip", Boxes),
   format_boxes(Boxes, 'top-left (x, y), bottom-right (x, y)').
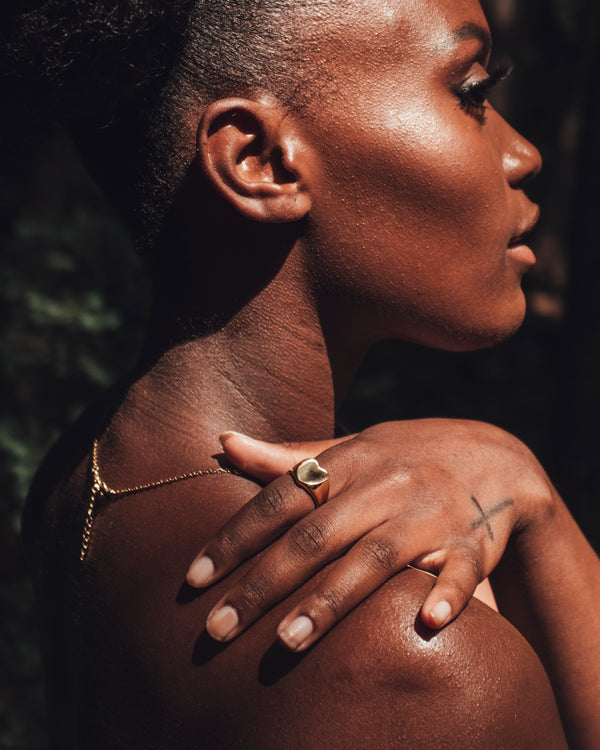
top-left (508, 205), bottom-right (541, 248)
top-left (506, 205), bottom-right (540, 268)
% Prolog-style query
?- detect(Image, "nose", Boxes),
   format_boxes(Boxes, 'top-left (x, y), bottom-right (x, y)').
top-left (500, 120), bottom-right (542, 189)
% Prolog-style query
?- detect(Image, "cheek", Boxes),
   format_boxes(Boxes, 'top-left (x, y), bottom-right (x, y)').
top-left (312, 101), bottom-right (508, 288)
top-left (371, 99), bottom-right (504, 229)
top-left (305, 103), bottom-right (524, 347)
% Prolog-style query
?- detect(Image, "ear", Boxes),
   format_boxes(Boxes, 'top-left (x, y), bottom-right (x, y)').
top-left (197, 97), bottom-right (312, 222)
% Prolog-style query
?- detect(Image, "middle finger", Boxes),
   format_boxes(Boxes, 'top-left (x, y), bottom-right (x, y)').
top-left (203, 489), bottom-right (386, 641)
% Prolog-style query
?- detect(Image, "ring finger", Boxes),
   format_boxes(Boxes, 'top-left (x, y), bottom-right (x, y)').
top-left (187, 460), bottom-right (340, 588)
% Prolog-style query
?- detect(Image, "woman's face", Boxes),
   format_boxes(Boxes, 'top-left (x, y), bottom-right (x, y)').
top-left (298, 0), bottom-right (542, 351)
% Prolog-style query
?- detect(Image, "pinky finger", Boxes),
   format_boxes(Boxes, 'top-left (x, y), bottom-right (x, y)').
top-left (419, 547), bottom-right (483, 629)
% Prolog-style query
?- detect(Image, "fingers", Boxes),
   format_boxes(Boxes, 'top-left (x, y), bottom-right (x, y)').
top-left (276, 542), bottom-right (485, 652)
top-left (219, 431), bottom-right (354, 482)
top-left (275, 524), bottom-right (415, 651)
top-left (205, 518), bottom-right (414, 648)
top-left (187, 472), bottom-right (317, 588)
top-left (187, 440), bottom-right (354, 588)
top-left (204, 505), bottom-right (350, 642)
top-left (197, 504), bottom-right (485, 649)
top-left (419, 546), bottom-right (483, 629)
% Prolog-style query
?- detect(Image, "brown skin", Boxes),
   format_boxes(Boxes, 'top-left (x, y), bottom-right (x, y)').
top-left (24, 0), bottom-right (592, 747)
top-left (293, 0), bottom-right (540, 355)
top-left (191, 421), bottom-right (541, 640)
top-left (195, 425), bottom-right (600, 748)
top-left (27, 425), bottom-right (566, 749)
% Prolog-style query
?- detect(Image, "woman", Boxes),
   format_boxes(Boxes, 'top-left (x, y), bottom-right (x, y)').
top-left (17, 0), bottom-right (599, 747)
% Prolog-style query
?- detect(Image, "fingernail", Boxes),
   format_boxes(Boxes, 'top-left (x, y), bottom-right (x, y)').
top-left (187, 556), bottom-right (215, 587)
top-left (207, 605), bottom-right (239, 641)
top-left (219, 431), bottom-right (261, 449)
top-left (430, 600), bottom-right (452, 627)
top-left (279, 616), bottom-right (314, 651)
top-left (219, 431), bottom-right (243, 448)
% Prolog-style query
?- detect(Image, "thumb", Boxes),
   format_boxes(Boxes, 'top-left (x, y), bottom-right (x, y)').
top-left (219, 431), bottom-right (353, 482)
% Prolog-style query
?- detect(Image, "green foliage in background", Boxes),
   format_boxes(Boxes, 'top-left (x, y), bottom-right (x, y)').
top-left (0, 129), bottom-right (149, 749)
top-left (1, 128), bottom-right (149, 527)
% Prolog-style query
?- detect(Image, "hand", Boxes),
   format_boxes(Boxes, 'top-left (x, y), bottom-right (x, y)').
top-left (187, 419), bottom-right (553, 651)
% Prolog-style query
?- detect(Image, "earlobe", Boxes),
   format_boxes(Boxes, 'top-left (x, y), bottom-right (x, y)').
top-left (197, 97), bottom-right (312, 223)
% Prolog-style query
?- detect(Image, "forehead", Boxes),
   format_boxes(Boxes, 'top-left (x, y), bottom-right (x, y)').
top-left (295, 0), bottom-right (490, 68)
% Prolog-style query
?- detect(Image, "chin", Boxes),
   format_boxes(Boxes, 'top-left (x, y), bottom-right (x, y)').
top-left (444, 316), bottom-right (526, 353)
top-left (440, 329), bottom-right (519, 353)
top-left (422, 300), bottom-right (527, 353)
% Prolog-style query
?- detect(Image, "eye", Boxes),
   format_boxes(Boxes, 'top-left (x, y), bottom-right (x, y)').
top-left (457, 79), bottom-right (489, 118)
top-left (455, 59), bottom-right (513, 121)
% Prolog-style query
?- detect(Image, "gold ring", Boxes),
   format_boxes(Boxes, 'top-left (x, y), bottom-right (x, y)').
top-left (289, 458), bottom-right (330, 508)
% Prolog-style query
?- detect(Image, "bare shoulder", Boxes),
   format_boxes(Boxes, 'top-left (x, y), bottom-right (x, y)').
top-left (149, 562), bottom-right (566, 750)
top-left (304, 567), bottom-right (568, 749)
top-left (26, 429), bottom-right (567, 750)
top-left (82, 506), bottom-right (567, 749)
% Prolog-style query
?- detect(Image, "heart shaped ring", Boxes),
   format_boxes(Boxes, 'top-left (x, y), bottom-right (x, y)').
top-left (289, 458), bottom-right (330, 508)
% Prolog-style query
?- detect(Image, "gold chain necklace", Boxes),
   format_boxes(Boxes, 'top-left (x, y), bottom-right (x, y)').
top-left (80, 438), bottom-right (241, 562)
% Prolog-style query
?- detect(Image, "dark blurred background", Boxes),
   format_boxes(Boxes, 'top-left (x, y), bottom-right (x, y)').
top-left (1, 0), bottom-right (599, 746)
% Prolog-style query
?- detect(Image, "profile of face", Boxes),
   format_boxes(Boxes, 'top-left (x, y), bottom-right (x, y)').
top-left (195, 0), bottom-right (542, 354)
top-left (293, 0), bottom-right (542, 352)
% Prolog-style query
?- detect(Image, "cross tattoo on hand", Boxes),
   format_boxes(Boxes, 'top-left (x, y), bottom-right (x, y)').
top-left (470, 496), bottom-right (514, 541)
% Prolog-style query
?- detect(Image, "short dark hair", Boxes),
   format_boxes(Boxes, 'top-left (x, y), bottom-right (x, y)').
top-left (3, 0), bottom-right (334, 254)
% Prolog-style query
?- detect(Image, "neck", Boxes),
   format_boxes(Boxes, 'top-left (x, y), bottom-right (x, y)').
top-left (107, 244), bottom-right (359, 474)
top-left (138, 309), bottom-right (336, 445)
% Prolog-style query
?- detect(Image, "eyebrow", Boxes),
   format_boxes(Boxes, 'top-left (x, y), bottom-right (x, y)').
top-left (437, 22), bottom-right (492, 60)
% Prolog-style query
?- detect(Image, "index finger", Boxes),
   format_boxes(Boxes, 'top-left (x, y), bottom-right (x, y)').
top-left (186, 458), bottom-right (342, 588)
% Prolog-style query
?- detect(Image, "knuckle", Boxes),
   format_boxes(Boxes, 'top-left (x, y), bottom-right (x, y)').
top-left (237, 575), bottom-right (270, 610)
top-left (254, 485), bottom-right (287, 520)
top-left (213, 527), bottom-right (239, 558)
top-left (288, 519), bottom-right (329, 560)
top-left (452, 578), bottom-right (473, 602)
top-left (442, 548), bottom-right (483, 602)
top-left (459, 547), bottom-right (484, 581)
top-left (360, 536), bottom-right (399, 572)
top-left (314, 589), bottom-right (344, 618)
top-left (444, 575), bottom-right (471, 603)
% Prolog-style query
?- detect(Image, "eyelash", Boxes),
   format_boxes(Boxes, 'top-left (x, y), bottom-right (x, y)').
top-left (456, 59), bottom-right (513, 119)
